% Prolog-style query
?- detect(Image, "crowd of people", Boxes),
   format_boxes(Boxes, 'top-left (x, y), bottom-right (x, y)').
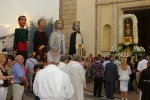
top-left (0, 48), bottom-right (86, 100)
top-left (78, 54), bottom-right (150, 100)
top-left (1, 46), bottom-right (150, 100)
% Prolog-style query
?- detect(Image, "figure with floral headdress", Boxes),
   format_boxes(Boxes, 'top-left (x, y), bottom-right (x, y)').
top-left (49, 20), bottom-right (66, 54)
top-left (13, 16), bottom-right (29, 61)
top-left (33, 19), bottom-right (48, 58)
top-left (69, 21), bottom-right (84, 57)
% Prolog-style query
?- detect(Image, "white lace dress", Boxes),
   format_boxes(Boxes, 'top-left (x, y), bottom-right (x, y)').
top-left (119, 65), bottom-right (131, 91)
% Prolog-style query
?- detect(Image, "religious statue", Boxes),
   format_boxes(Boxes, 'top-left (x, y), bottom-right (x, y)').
top-left (69, 21), bottom-right (85, 57)
top-left (33, 19), bottom-right (48, 58)
top-left (125, 46), bottom-right (131, 53)
top-left (123, 19), bottom-right (133, 45)
top-left (125, 19), bottom-right (131, 36)
top-left (13, 16), bottom-right (29, 60)
top-left (49, 20), bottom-right (66, 54)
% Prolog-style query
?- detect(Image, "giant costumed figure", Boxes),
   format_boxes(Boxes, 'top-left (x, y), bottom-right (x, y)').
top-left (13, 16), bottom-right (29, 61)
top-left (33, 19), bottom-right (48, 58)
top-left (49, 20), bottom-right (66, 54)
top-left (69, 21), bottom-right (85, 57)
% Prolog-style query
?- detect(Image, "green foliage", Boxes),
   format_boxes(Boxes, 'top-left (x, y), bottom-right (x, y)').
top-left (118, 43), bottom-right (137, 52)
top-left (117, 43), bottom-right (145, 56)
top-left (27, 16), bottom-right (53, 53)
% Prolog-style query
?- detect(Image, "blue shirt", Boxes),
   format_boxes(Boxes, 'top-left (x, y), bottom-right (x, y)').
top-left (25, 58), bottom-right (38, 70)
top-left (12, 63), bottom-right (26, 83)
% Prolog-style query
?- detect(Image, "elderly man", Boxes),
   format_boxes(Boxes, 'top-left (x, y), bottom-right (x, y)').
top-left (33, 50), bottom-right (74, 100)
top-left (25, 53), bottom-right (38, 92)
top-left (12, 55), bottom-right (29, 100)
top-left (63, 54), bottom-right (86, 100)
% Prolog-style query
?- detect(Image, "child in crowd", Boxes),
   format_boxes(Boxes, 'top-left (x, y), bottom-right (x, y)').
top-left (3, 63), bottom-right (12, 100)
top-left (79, 58), bottom-right (85, 67)
top-left (3, 63), bottom-right (10, 72)
top-left (32, 65), bottom-right (41, 100)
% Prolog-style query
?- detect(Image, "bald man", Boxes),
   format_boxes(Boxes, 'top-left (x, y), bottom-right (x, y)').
top-left (12, 55), bottom-right (29, 100)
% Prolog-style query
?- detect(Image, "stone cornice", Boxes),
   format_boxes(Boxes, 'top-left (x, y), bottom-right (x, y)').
top-left (96, 0), bottom-right (144, 5)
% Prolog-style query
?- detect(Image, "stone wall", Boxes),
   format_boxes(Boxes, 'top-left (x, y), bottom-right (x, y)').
top-left (59, 0), bottom-right (77, 54)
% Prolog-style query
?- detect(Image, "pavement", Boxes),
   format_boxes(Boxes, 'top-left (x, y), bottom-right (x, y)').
top-left (24, 81), bottom-right (139, 100)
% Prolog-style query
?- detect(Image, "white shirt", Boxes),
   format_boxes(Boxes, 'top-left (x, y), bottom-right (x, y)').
top-left (57, 62), bottom-right (66, 69)
top-left (114, 60), bottom-right (121, 71)
top-left (137, 59), bottom-right (148, 72)
top-left (33, 64), bottom-right (74, 100)
top-left (76, 33), bottom-right (82, 44)
top-left (103, 60), bottom-right (110, 71)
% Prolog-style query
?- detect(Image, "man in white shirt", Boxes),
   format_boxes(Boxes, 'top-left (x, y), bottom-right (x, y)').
top-left (102, 57), bottom-right (110, 91)
top-left (33, 50), bottom-right (74, 100)
top-left (103, 57), bottom-right (110, 71)
top-left (137, 55), bottom-right (148, 74)
top-left (62, 54), bottom-right (86, 100)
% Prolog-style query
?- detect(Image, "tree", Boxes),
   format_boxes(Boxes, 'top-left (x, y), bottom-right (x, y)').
top-left (27, 17), bottom-right (53, 53)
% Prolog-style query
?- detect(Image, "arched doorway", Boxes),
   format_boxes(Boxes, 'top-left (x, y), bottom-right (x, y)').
top-left (124, 9), bottom-right (150, 55)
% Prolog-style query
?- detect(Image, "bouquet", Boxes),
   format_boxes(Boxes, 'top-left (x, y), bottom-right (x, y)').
top-left (110, 46), bottom-right (118, 55)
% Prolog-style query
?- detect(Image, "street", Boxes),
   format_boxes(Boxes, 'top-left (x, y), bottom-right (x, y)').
top-left (24, 82), bottom-right (139, 100)
top-left (24, 90), bottom-right (119, 100)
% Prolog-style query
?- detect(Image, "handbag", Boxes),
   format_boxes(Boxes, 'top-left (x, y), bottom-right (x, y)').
top-left (0, 80), bottom-right (4, 85)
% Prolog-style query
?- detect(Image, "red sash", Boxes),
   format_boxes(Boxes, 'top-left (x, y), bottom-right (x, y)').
top-left (17, 42), bottom-right (27, 51)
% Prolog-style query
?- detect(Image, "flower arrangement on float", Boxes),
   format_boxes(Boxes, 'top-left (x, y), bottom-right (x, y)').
top-left (118, 51), bottom-right (131, 58)
top-left (110, 14), bottom-right (146, 58)
top-left (132, 46), bottom-right (145, 56)
top-left (110, 46), bottom-right (118, 55)
top-left (110, 44), bottom-right (145, 57)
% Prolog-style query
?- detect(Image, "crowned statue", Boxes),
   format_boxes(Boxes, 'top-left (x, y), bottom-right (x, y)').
top-left (69, 21), bottom-right (85, 57)
top-left (49, 20), bottom-right (66, 54)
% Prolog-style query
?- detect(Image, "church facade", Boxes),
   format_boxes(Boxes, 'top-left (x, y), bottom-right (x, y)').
top-left (59, 0), bottom-right (150, 56)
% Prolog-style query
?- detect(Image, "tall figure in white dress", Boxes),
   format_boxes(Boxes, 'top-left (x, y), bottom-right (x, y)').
top-left (119, 58), bottom-right (131, 100)
top-left (49, 20), bottom-right (66, 54)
